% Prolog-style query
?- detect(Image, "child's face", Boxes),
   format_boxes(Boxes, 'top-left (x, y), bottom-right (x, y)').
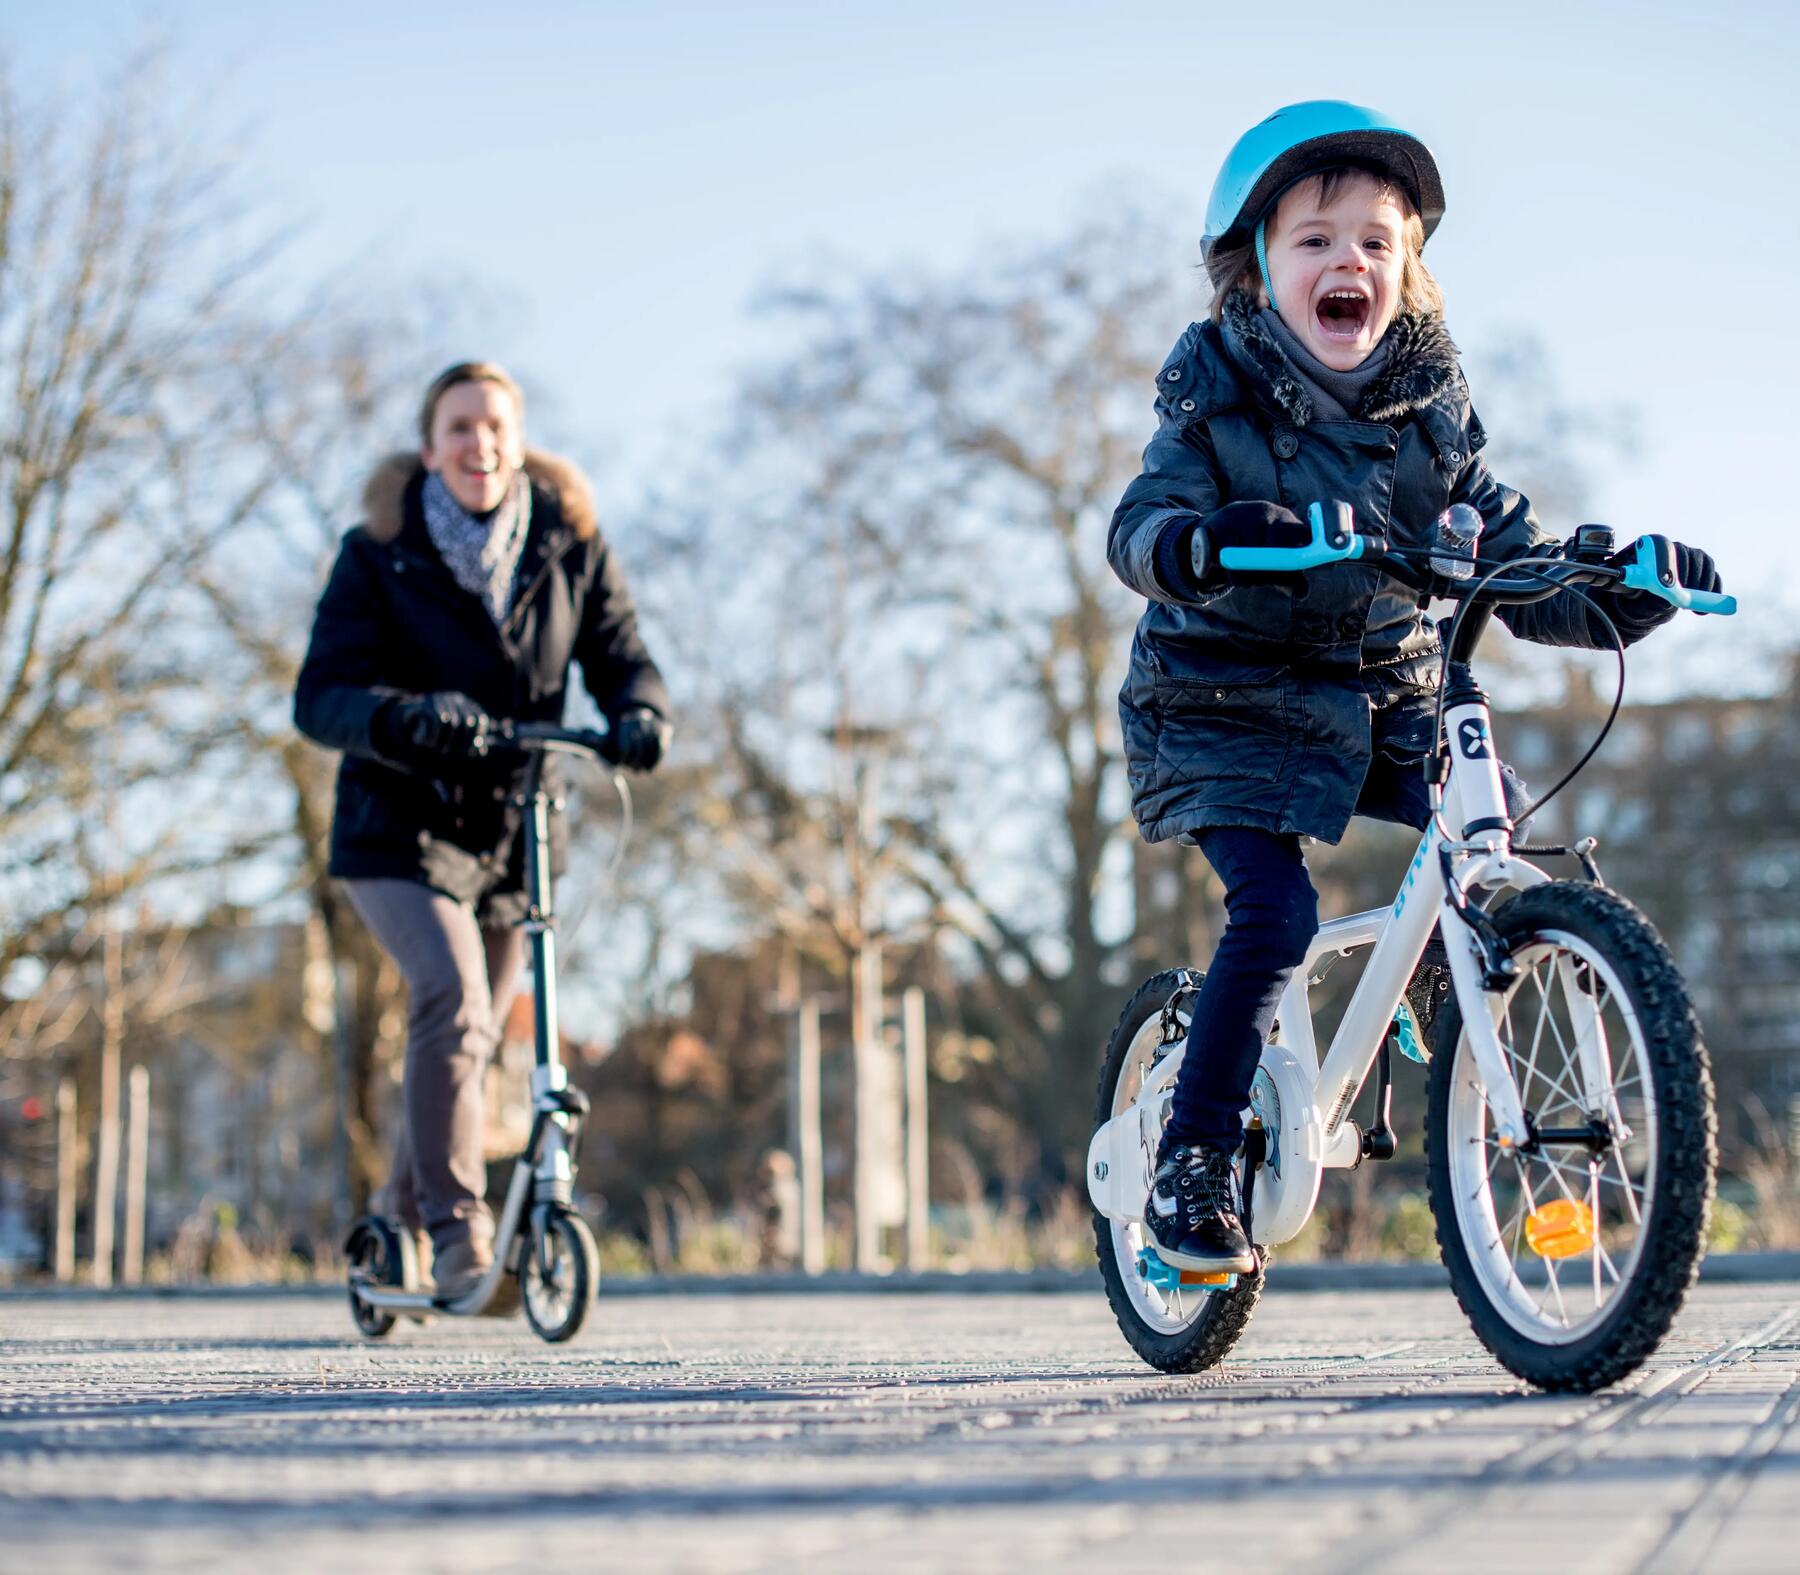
top-left (1263, 172), bottom-right (1409, 371)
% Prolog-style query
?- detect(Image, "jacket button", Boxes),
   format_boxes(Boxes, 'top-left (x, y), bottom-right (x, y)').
top-left (1165, 368), bottom-right (1182, 382)
top-left (1446, 449), bottom-right (1462, 465)
top-left (1179, 398), bottom-right (1196, 412)
top-left (1273, 433), bottom-right (1299, 459)
top-left (1213, 690), bottom-right (1225, 701)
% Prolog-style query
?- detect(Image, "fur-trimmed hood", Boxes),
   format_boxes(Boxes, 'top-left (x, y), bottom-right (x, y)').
top-left (360, 448), bottom-right (598, 544)
top-left (1216, 289), bottom-right (1462, 428)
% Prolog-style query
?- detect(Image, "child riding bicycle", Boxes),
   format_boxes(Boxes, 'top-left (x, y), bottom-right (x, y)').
top-left (1107, 101), bottom-right (1725, 1273)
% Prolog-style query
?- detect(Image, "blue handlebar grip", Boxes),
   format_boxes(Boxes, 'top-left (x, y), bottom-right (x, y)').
top-left (1216, 500), bottom-right (1366, 572)
top-left (1620, 536), bottom-right (1737, 616)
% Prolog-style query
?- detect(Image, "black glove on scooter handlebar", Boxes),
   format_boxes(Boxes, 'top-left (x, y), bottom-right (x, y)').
top-left (375, 692), bottom-right (494, 762)
top-left (609, 706), bottom-right (671, 771)
top-left (1155, 501), bottom-right (1311, 597)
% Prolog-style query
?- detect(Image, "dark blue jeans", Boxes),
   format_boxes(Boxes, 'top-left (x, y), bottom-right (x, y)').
top-left (1166, 752), bottom-right (1530, 1149)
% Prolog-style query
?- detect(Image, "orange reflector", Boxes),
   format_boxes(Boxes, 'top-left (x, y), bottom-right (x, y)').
top-left (1525, 1199), bottom-right (1597, 1260)
top-left (1179, 1270), bottom-right (1233, 1286)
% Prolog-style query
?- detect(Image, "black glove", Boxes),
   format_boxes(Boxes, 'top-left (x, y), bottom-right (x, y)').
top-left (375, 692), bottom-right (493, 761)
top-left (1156, 501), bottom-right (1310, 596)
top-left (610, 706), bottom-right (670, 771)
top-left (1599, 537), bottom-right (1724, 640)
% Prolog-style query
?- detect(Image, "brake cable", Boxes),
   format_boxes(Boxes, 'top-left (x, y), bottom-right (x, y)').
top-left (549, 764), bottom-right (635, 951)
top-left (1380, 546), bottom-right (1628, 841)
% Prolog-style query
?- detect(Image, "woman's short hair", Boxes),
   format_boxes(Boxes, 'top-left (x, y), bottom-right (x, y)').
top-left (418, 361), bottom-right (526, 447)
top-left (1205, 165), bottom-right (1443, 323)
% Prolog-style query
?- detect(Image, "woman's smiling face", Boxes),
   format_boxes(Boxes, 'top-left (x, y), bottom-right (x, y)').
top-left (421, 378), bottom-right (524, 514)
top-left (1262, 171), bottom-right (1409, 370)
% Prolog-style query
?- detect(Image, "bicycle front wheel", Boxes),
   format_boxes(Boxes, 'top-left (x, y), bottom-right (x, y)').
top-left (1426, 882), bottom-right (1716, 1391)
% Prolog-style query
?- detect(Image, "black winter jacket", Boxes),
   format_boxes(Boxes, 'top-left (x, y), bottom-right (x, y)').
top-left (294, 450), bottom-right (668, 919)
top-left (1110, 291), bottom-right (1667, 845)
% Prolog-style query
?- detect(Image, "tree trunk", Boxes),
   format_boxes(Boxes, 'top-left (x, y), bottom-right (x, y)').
top-left (90, 925), bottom-right (124, 1287)
top-left (122, 1064), bottom-right (150, 1285)
top-left (55, 1078), bottom-right (78, 1283)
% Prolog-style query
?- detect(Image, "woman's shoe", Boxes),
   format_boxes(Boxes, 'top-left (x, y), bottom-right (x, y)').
top-left (430, 1237), bottom-right (521, 1316)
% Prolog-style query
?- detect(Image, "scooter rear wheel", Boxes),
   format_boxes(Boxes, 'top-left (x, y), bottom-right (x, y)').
top-left (345, 1218), bottom-right (404, 1339)
top-left (522, 1209), bottom-right (599, 1343)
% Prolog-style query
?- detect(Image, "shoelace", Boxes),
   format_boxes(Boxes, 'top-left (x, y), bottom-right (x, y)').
top-left (1170, 1150), bottom-right (1240, 1222)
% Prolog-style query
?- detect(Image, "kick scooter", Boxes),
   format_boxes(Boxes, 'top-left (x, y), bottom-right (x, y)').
top-left (345, 722), bottom-right (618, 1343)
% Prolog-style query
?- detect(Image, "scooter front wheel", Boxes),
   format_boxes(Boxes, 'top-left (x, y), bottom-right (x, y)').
top-left (522, 1208), bottom-right (599, 1343)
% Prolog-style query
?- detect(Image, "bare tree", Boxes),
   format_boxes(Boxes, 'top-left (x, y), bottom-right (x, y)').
top-left (635, 213), bottom-right (1197, 1177)
top-left (0, 56), bottom-right (287, 978)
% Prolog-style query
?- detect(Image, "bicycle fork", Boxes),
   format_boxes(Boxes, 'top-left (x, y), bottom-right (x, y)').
top-left (1435, 679), bottom-right (1533, 1149)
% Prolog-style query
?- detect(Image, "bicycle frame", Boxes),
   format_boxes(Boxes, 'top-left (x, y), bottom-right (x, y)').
top-left (1087, 673), bottom-right (1558, 1246)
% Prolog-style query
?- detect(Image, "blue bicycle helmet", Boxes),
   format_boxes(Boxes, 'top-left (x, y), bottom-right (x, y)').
top-left (1202, 100), bottom-right (1446, 286)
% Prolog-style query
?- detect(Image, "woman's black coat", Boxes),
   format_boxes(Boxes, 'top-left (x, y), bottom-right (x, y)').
top-left (1109, 291), bottom-right (1667, 846)
top-left (294, 450), bottom-right (668, 920)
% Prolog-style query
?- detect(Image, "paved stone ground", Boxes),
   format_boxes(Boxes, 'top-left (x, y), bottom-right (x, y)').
top-left (2, 1282), bottom-right (1796, 1573)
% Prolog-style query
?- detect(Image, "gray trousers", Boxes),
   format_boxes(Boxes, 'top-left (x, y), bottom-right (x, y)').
top-left (343, 879), bottom-right (525, 1250)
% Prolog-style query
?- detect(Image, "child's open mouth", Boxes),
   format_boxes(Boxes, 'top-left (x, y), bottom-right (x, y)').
top-left (1315, 288), bottom-right (1371, 340)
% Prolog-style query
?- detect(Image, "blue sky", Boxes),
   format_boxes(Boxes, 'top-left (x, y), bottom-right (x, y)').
top-left (16, 1), bottom-right (1800, 663)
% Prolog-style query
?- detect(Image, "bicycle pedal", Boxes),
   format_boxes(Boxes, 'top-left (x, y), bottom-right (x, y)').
top-left (1389, 1001), bottom-right (1429, 1065)
top-left (1136, 1246), bottom-right (1238, 1293)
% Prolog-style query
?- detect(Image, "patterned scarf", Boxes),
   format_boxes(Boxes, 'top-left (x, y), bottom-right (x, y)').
top-left (1253, 307), bottom-right (1392, 421)
top-left (421, 468), bottom-right (533, 626)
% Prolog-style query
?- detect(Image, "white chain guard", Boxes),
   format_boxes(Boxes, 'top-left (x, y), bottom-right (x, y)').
top-left (1246, 1040), bottom-right (1325, 1246)
top-left (1087, 1032), bottom-right (1325, 1245)
top-left (1086, 1080), bottom-right (1164, 1223)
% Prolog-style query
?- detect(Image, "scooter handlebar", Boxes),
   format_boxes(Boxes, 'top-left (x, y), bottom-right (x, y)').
top-left (491, 719), bottom-right (621, 764)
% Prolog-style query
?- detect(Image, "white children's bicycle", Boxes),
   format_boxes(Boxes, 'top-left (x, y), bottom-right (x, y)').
top-left (1087, 504), bottom-right (1736, 1392)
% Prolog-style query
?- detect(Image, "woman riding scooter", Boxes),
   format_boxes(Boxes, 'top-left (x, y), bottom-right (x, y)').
top-left (294, 361), bottom-right (669, 1302)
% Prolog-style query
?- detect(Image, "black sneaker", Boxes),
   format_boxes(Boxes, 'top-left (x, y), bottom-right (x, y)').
top-left (1406, 935), bottom-right (1452, 1049)
top-left (1144, 1140), bottom-right (1255, 1273)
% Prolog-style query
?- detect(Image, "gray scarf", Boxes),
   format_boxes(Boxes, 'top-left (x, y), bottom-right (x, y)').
top-left (421, 469), bottom-right (532, 626)
top-left (1248, 307), bottom-right (1392, 421)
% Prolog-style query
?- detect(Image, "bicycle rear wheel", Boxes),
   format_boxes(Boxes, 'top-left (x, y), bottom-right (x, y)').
top-left (1093, 971), bottom-right (1264, 1374)
top-left (1426, 882), bottom-right (1716, 1391)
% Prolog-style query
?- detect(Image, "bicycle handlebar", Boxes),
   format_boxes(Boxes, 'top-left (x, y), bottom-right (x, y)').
top-left (1215, 502), bottom-right (1738, 616)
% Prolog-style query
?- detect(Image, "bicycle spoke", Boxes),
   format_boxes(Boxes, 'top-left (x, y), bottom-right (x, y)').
top-left (1612, 1144), bottom-right (1645, 1225)
top-left (1542, 1251), bottom-right (1572, 1327)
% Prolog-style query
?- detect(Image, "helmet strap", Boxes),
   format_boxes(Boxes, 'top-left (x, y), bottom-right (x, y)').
top-left (1254, 217), bottom-right (1278, 318)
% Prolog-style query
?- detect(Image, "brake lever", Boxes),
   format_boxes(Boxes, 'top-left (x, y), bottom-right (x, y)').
top-left (1619, 535), bottom-right (1737, 616)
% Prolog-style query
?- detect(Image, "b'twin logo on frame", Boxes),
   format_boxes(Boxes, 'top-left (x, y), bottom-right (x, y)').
top-left (1457, 718), bottom-right (1492, 760)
